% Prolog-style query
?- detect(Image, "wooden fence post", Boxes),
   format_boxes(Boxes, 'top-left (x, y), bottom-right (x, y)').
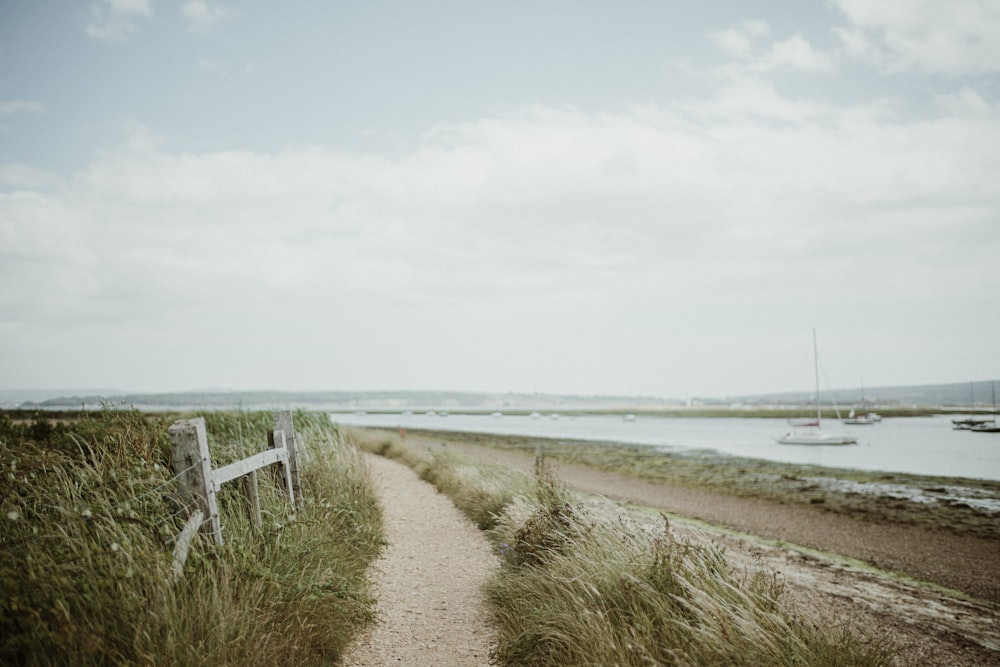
top-left (273, 411), bottom-right (301, 505)
top-left (243, 471), bottom-right (262, 529)
top-left (169, 417), bottom-right (223, 545)
top-left (267, 429), bottom-right (297, 508)
top-left (170, 509), bottom-right (204, 583)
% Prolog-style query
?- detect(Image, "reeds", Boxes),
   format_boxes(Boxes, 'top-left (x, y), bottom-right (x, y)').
top-left (0, 408), bottom-right (382, 666)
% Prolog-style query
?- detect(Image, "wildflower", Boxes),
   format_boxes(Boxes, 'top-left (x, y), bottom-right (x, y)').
top-left (81, 508), bottom-right (92, 518)
top-left (111, 542), bottom-right (120, 551)
top-left (6, 510), bottom-right (19, 521)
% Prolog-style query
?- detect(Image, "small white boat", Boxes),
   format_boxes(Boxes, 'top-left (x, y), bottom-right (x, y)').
top-left (776, 329), bottom-right (858, 446)
top-left (776, 430), bottom-right (858, 445)
top-left (843, 409), bottom-right (879, 425)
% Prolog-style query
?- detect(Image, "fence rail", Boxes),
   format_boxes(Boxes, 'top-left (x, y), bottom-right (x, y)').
top-left (167, 411), bottom-right (305, 577)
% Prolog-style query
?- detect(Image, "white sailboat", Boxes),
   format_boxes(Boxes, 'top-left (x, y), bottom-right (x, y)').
top-left (776, 330), bottom-right (858, 446)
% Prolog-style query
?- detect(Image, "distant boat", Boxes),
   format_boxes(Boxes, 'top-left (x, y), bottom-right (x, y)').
top-left (952, 417), bottom-right (993, 430)
top-left (776, 330), bottom-right (858, 446)
top-left (968, 381), bottom-right (999, 433)
top-left (970, 422), bottom-right (1000, 433)
top-left (623, 413), bottom-right (637, 422)
top-left (843, 409), bottom-right (879, 425)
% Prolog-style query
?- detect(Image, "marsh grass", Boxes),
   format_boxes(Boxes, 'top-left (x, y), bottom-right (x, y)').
top-left (352, 429), bottom-right (532, 530)
top-left (349, 428), bottom-right (895, 666)
top-left (0, 408), bottom-right (381, 666)
top-left (403, 428), bottom-right (1000, 540)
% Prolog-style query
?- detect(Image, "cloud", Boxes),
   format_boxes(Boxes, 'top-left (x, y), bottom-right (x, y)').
top-left (832, 0), bottom-right (1000, 74)
top-left (0, 100), bottom-right (44, 117)
top-left (711, 21), bottom-right (769, 59)
top-left (3, 76), bottom-right (998, 393)
top-left (5, 96), bottom-right (996, 325)
top-left (711, 22), bottom-right (832, 74)
top-left (0, 100), bottom-right (43, 133)
top-left (181, 1), bottom-right (231, 33)
top-left (85, 0), bottom-right (153, 40)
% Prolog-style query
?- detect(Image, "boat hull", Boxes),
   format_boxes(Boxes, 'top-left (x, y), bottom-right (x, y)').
top-left (775, 431), bottom-right (858, 445)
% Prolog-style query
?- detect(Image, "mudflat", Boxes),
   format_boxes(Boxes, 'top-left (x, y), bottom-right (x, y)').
top-left (358, 427), bottom-right (1000, 666)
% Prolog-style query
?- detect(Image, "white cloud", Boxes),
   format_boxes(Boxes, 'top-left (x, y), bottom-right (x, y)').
top-left (711, 22), bottom-right (832, 73)
top-left (0, 100), bottom-right (43, 117)
top-left (764, 34), bottom-right (833, 72)
top-left (181, 1), bottom-right (231, 33)
top-left (832, 0), bottom-right (1000, 74)
top-left (85, 0), bottom-right (153, 40)
top-left (710, 20), bottom-right (770, 59)
top-left (0, 163), bottom-right (59, 190)
top-left (3, 78), bottom-right (999, 393)
top-left (4, 98), bottom-right (996, 326)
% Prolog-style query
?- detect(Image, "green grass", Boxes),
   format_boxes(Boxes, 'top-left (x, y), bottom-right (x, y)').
top-left (348, 428), bottom-right (896, 666)
top-left (404, 428), bottom-right (1000, 540)
top-left (0, 408), bottom-right (382, 666)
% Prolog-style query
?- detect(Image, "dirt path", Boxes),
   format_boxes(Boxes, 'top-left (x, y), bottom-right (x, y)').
top-left (339, 453), bottom-right (498, 666)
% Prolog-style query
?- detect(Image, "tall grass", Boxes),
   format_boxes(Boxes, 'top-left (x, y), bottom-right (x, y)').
top-left (348, 428), bottom-right (895, 666)
top-left (0, 408), bottom-right (382, 666)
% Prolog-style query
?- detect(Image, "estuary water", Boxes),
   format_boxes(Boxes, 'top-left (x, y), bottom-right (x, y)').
top-left (330, 412), bottom-right (1000, 482)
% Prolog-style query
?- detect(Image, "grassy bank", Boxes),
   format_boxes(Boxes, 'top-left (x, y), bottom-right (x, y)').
top-left (0, 408), bottom-right (382, 666)
top-left (348, 428), bottom-right (895, 666)
top-left (402, 428), bottom-right (1000, 541)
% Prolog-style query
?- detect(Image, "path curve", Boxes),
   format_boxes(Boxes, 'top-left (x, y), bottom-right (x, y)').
top-left (340, 453), bottom-right (498, 666)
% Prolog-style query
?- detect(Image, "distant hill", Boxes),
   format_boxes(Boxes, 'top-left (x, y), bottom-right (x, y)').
top-left (727, 380), bottom-right (998, 409)
top-left (5, 380), bottom-right (997, 411)
top-left (10, 389), bottom-right (668, 411)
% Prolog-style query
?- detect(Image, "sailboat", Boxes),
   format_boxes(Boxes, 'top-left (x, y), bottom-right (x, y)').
top-left (969, 381), bottom-right (1000, 433)
top-left (776, 330), bottom-right (858, 445)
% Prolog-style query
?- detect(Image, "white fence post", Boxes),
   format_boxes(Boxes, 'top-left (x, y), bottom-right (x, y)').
top-left (170, 509), bottom-right (204, 583)
top-left (273, 411), bottom-right (301, 506)
top-left (169, 417), bottom-right (223, 546)
top-left (267, 429), bottom-right (297, 508)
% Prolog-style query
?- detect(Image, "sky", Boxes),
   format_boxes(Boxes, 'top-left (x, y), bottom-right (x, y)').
top-left (1, 1), bottom-right (999, 400)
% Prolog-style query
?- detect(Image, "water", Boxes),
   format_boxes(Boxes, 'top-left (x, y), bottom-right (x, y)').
top-left (330, 412), bottom-right (1000, 481)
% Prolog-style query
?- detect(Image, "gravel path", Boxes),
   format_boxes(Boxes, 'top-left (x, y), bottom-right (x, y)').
top-left (339, 453), bottom-right (498, 666)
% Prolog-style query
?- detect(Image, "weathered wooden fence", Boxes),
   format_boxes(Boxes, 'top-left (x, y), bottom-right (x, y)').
top-left (167, 411), bottom-right (306, 578)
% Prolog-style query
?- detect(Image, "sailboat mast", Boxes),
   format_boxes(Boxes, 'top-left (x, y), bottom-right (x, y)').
top-left (813, 328), bottom-right (820, 423)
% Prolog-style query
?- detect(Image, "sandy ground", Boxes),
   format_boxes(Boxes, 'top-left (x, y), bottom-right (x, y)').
top-left (340, 433), bottom-right (999, 666)
top-left (339, 453), bottom-right (499, 666)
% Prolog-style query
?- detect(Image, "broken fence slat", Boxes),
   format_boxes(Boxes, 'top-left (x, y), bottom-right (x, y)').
top-left (171, 509), bottom-right (204, 583)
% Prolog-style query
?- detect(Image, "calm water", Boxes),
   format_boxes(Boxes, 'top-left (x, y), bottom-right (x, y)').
top-left (330, 412), bottom-right (1000, 481)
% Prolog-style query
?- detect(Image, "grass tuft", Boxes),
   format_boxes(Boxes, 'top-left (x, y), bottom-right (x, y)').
top-left (1, 408), bottom-right (382, 666)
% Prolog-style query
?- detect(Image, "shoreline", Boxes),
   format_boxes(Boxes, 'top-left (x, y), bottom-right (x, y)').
top-left (400, 426), bottom-right (1000, 541)
top-left (352, 426), bottom-right (1000, 603)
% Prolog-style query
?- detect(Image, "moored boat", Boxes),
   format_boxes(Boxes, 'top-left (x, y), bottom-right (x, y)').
top-left (776, 430), bottom-right (858, 445)
top-left (969, 421), bottom-right (1000, 433)
top-left (775, 329), bottom-right (858, 446)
